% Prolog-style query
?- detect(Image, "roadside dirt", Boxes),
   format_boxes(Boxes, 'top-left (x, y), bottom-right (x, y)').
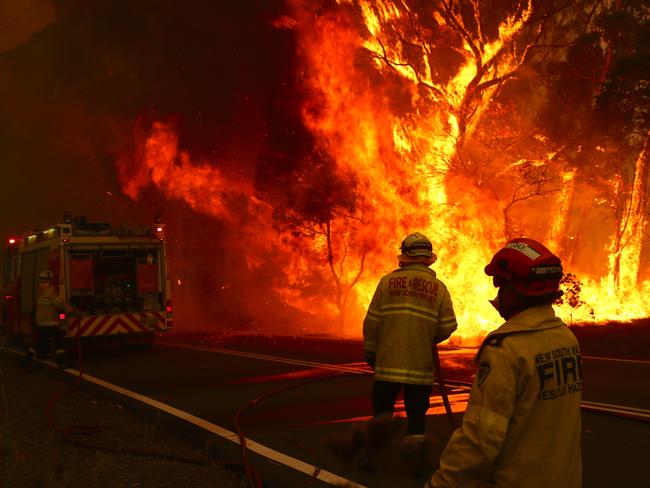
top-left (0, 348), bottom-right (246, 488)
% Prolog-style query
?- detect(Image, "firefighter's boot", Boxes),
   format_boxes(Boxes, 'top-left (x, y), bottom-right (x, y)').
top-left (401, 434), bottom-right (433, 478)
top-left (323, 422), bottom-right (383, 470)
top-left (323, 424), bottom-right (366, 464)
top-left (356, 414), bottom-right (399, 472)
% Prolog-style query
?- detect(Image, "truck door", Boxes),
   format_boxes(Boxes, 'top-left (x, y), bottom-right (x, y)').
top-left (20, 248), bottom-right (54, 334)
top-left (19, 251), bottom-right (36, 334)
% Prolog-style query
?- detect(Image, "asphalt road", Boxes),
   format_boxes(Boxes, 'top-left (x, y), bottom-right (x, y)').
top-left (41, 333), bottom-right (648, 488)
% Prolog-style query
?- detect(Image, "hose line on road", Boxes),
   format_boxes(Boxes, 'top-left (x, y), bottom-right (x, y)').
top-left (43, 336), bottom-right (239, 469)
top-left (45, 336), bottom-right (105, 437)
top-left (233, 370), bottom-right (353, 488)
top-left (233, 345), bottom-right (458, 488)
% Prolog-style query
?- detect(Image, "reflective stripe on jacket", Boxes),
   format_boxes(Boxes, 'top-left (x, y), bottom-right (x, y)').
top-left (35, 285), bottom-right (69, 327)
top-left (363, 263), bottom-right (457, 385)
top-left (430, 305), bottom-right (582, 488)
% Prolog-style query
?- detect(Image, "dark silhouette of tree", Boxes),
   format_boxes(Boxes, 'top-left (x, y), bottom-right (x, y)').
top-left (502, 159), bottom-right (562, 239)
top-left (509, 0), bottom-right (650, 283)
top-left (555, 273), bottom-right (595, 325)
top-left (593, 1), bottom-right (650, 288)
top-left (270, 149), bottom-right (370, 332)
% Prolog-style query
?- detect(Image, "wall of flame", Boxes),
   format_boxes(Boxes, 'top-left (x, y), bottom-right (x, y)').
top-left (117, 0), bottom-right (650, 343)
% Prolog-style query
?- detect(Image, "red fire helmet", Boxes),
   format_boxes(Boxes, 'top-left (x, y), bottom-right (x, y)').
top-left (485, 238), bottom-right (563, 297)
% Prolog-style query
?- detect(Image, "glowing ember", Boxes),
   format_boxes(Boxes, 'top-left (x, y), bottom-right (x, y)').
top-left (117, 1), bottom-right (650, 344)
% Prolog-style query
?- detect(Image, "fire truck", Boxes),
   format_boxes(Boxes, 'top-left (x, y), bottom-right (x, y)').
top-left (1, 215), bottom-right (172, 347)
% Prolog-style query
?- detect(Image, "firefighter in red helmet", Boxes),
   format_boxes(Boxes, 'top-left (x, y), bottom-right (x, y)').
top-left (427, 238), bottom-right (582, 488)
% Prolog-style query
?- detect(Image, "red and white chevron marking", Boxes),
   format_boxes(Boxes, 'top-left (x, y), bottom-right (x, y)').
top-left (68, 311), bottom-right (167, 337)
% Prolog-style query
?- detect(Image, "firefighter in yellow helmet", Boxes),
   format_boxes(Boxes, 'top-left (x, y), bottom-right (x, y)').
top-left (362, 232), bottom-right (458, 472)
top-left (24, 270), bottom-right (76, 369)
top-left (427, 238), bottom-right (582, 488)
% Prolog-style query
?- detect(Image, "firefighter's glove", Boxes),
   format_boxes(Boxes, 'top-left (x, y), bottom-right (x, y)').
top-left (365, 354), bottom-right (376, 370)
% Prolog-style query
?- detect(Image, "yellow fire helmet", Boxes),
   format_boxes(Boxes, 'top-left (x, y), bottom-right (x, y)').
top-left (398, 232), bottom-right (437, 265)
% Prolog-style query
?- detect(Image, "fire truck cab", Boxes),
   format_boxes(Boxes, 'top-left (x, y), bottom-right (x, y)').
top-left (1, 215), bottom-right (172, 347)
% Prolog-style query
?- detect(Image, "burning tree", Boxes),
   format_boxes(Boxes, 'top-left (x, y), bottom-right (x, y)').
top-left (351, 0), bottom-right (546, 174)
top-left (537, 0), bottom-right (650, 295)
top-left (270, 150), bottom-right (372, 333)
top-left (290, 0), bottom-right (650, 327)
top-left (595, 3), bottom-right (650, 292)
top-left (556, 273), bottom-right (595, 325)
top-left (501, 159), bottom-right (562, 240)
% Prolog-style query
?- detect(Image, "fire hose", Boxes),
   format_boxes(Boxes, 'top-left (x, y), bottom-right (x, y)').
top-left (45, 336), bottom-right (103, 437)
top-left (43, 335), bottom-right (228, 467)
top-left (40, 332), bottom-right (650, 488)
top-left (233, 371), bottom-right (350, 488)
top-left (432, 343), bottom-right (457, 430)
top-left (233, 343), bottom-right (458, 488)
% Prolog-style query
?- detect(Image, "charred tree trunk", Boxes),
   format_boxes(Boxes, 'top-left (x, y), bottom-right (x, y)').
top-left (548, 169), bottom-right (576, 257)
top-left (324, 219), bottom-right (368, 335)
top-left (610, 134), bottom-right (649, 290)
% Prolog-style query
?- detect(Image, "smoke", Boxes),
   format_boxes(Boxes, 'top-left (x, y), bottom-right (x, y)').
top-left (0, 0), bottom-right (350, 333)
top-left (0, 0), bottom-right (58, 53)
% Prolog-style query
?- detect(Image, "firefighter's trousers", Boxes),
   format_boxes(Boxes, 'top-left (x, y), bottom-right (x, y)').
top-left (27, 326), bottom-right (66, 362)
top-left (371, 380), bottom-right (432, 435)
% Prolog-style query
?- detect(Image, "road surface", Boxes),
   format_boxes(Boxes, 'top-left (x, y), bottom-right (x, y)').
top-left (5, 332), bottom-right (650, 487)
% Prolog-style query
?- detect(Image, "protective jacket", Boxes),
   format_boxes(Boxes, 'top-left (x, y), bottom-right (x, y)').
top-left (429, 305), bottom-right (582, 488)
top-left (35, 284), bottom-right (70, 327)
top-left (363, 263), bottom-right (457, 385)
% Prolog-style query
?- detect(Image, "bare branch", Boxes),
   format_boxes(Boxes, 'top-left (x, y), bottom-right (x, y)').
top-left (366, 38), bottom-right (447, 100)
top-left (437, 0), bottom-right (482, 68)
top-left (469, 0), bottom-right (485, 44)
top-left (438, 0), bottom-right (483, 67)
